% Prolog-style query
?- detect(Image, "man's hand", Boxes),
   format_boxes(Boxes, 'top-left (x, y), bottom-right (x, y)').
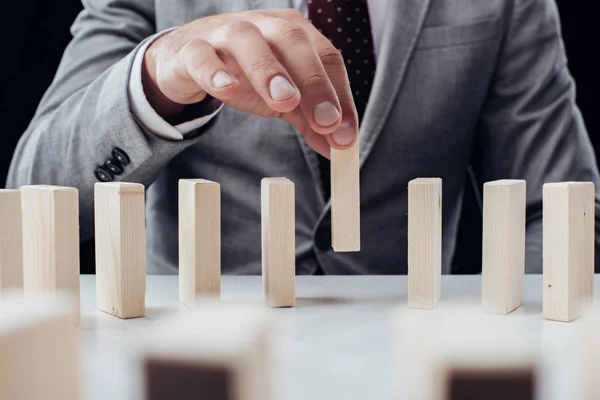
top-left (142, 9), bottom-right (358, 158)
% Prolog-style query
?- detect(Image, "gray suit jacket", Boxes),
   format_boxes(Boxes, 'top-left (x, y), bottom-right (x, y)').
top-left (8, 0), bottom-right (600, 274)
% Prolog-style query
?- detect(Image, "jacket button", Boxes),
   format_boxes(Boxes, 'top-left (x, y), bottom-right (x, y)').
top-left (314, 222), bottom-right (332, 252)
top-left (94, 166), bottom-right (114, 182)
top-left (104, 158), bottom-right (124, 175)
top-left (112, 147), bottom-right (130, 166)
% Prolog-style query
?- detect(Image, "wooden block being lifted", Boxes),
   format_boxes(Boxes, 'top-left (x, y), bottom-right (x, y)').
top-left (408, 178), bottom-right (442, 309)
top-left (179, 179), bottom-right (221, 306)
top-left (261, 178), bottom-right (295, 308)
top-left (482, 180), bottom-right (526, 314)
top-left (143, 304), bottom-right (272, 400)
top-left (20, 185), bottom-right (80, 319)
top-left (543, 182), bottom-right (595, 322)
top-left (0, 292), bottom-right (79, 400)
top-left (0, 190), bottom-right (23, 297)
top-left (95, 182), bottom-right (146, 319)
top-left (331, 141), bottom-right (361, 252)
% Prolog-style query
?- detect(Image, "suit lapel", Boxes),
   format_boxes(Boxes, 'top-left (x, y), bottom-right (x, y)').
top-left (358, 0), bottom-right (433, 167)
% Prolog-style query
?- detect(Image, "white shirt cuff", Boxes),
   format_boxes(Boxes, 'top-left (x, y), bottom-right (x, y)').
top-left (128, 29), bottom-right (223, 141)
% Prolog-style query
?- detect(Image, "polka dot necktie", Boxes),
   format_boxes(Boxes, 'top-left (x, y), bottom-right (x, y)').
top-left (308, 0), bottom-right (376, 199)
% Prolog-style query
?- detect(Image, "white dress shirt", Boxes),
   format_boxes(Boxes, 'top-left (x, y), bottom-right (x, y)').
top-left (128, 0), bottom-right (388, 140)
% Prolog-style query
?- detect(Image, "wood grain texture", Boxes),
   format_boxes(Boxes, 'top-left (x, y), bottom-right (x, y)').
top-left (408, 178), bottom-right (442, 309)
top-left (543, 182), bottom-right (595, 322)
top-left (0, 293), bottom-right (79, 400)
top-left (179, 179), bottom-right (221, 306)
top-left (261, 178), bottom-right (295, 308)
top-left (143, 304), bottom-right (272, 400)
top-left (95, 182), bottom-right (146, 319)
top-left (0, 190), bottom-right (23, 297)
top-left (20, 185), bottom-right (80, 321)
top-left (331, 142), bottom-right (361, 252)
top-left (482, 180), bottom-right (526, 314)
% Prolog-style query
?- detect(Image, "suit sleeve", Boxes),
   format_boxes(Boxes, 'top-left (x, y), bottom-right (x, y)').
top-left (6, 0), bottom-right (214, 241)
top-left (473, 0), bottom-right (600, 273)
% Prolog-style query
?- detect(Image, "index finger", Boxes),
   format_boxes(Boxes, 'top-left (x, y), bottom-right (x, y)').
top-left (257, 9), bottom-right (359, 149)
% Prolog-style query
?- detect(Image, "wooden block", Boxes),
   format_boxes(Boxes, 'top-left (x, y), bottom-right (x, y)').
top-left (20, 185), bottom-right (80, 320)
top-left (179, 179), bottom-right (221, 306)
top-left (578, 318), bottom-right (600, 400)
top-left (0, 292), bottom-right (79, 400)
top-left (143, 304), bottom-right (272, 400)
top-left (439, 320), bottom-right (536, 400)
top-left (0, 190), bottom-right (23, 297)
top-left (482, 180), bottom-right (526, 314)
top-left (331, 141), bottom-right (361, 252)
top-left (261, 178), bottom-right (295, 308)
top-left (445, 365), bottom-right (535, 400)
top-left (395, 310), bottom-right (537, 400)
top-left (543, 182), bottom-right (595, 322)
top-left (95, 182), bottom-right (146, 319)
top-left (408, 178), bottom-right (442, 309)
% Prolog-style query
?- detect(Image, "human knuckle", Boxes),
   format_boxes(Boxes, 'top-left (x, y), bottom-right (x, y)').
top-left (317, 47), bottom-right (344, 66)
top-left (300, 71), bottom-right (329, 89)
top-left (181, 38), bottom-right (208, 54)
top-left (278, 23), bottom-right (309, 46)
top-left (284, 9), bottom-right (304, 20)
top-left (250, 54), bottom-right (280, 74)
top-left (224, 21), bottom-right (258, 39)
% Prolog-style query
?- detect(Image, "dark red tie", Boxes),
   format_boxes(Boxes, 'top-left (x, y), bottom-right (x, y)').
top-left (308, 0), bottom-right (376, 199)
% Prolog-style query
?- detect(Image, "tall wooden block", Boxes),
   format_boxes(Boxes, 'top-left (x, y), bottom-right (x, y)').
top-left (331, 141), bottom-right (361, 252)
top-left (179, 179), bottom-right (221, 306)
top-left (143, 304), bottom-right (272, 400)
top-left (261, 178), bottom-right (295, 308)
top-left (95, 182), bottom-right (146, 319)
top-left (408, 178), bottom-right (442, 309)
top-left (20, 185), bottom-right (80, 319)
top-left (543, 182), bottom-right (595, 322)
top-left (0, 293), bottom-right (79, 400)
top-left (482, 180), bottom-right (526, 314)
top-left (0, 190), bottom-right (23, 297)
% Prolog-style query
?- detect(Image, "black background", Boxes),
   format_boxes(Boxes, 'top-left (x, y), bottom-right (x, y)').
top-left (0, 1), bottom-right (597, 273)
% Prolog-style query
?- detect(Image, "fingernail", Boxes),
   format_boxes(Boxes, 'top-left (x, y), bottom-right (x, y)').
top-left (314, 101), bottom-right (341, 127)
top-left (269, 76), bottom-right (296, 101)
top-left (212, 71), bottom-right (235, 88)
top-left (331, 122), bottom-right (356, 147)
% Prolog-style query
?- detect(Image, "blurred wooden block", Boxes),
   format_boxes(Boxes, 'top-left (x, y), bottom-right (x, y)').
top-left (408, 178), bottom-right (442, 309)
top-left (95, 182), bottom-right (146, 319)
top-left (0, 190), bottom-right (23, 297)
top-left (444, 364), bottom-right (535, 400)
top-left (143, 304), bottom-right (272, 400)
top-left (261, 178), bottom-right (295, 308)
top-left (0, 292), bottom-right (79, 400)
top-left (179, 179), bottom-right (221, 306)
top-left (20, 185), bottom-right (80, 320)
top-left (394, 310), bottom-right (537, 400)
top-left (579, 318), bottom-right (600, 400)
top-left (331, 142), bottom-right (361, 252)
top-left (543, 182), bottom-right (595, 322)
top-left (482, 180), bottom-right (526, 314)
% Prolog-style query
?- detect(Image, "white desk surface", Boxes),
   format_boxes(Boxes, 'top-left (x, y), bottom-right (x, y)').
top-left (79, 275), bottom-right (599, 400)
